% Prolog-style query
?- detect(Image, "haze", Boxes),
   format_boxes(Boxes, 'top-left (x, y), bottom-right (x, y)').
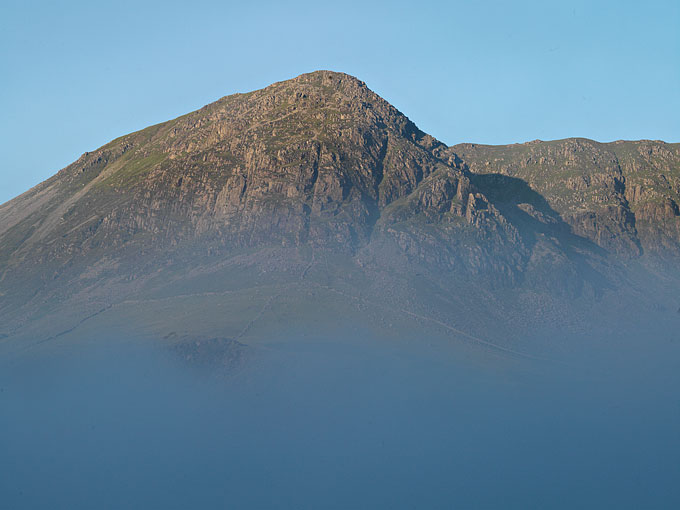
top-left (2, 323), bottom-right (679, 509)
top-left (2, 2), bottom-right (679, 508)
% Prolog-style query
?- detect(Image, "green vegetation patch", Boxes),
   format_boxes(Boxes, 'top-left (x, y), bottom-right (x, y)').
top-left (97, 151), bottom-right (167, 189)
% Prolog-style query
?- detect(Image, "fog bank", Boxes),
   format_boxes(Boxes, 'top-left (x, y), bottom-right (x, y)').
top-left (2, 331), bottom-right (679, 509)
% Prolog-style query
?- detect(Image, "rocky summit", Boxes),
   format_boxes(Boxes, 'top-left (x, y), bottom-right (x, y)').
top-left (1, 71), bottom-right (679, 356)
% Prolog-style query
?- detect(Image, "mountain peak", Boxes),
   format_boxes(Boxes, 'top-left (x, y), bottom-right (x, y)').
top-left (280, 70), bottom-right (367, 88)
top-left (0, 70), bottom-right (447, 268)
top-left (214, 70), bottom-right (370, 109)
top-left (1, 74), bottom-right (679, 347)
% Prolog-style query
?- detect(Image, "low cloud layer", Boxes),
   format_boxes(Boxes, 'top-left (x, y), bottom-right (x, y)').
top-left (2, 328), bottom-right (679, 509)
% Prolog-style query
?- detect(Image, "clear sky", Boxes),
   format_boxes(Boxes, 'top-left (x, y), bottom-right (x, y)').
top-left (1, 0), bottom-right (678, 204)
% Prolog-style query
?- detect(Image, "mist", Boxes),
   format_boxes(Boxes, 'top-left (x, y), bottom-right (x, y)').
top-left (2, 325), bottom-right (679, 510)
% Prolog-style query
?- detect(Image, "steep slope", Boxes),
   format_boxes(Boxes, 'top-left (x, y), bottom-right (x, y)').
top-left (0, 72), bottom-right (517, 337)
top-left (0, 71), bottom-right (678, 355)
top-left (1, 71), bottom-right (447, 257)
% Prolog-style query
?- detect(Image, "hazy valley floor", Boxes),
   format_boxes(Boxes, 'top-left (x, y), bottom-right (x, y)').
top-left (2, 325), bottom-right (679, 509)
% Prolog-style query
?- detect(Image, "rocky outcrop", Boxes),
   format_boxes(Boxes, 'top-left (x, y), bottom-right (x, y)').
top-left (447, 138), bottom-right (680, 258)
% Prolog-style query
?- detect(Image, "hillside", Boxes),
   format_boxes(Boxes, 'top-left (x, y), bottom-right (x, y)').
top-left (1, 71), bottom-right (678, 357)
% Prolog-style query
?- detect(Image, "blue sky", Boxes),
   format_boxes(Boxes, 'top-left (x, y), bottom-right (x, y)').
top-left (1, 0), bottom-right (678, 203)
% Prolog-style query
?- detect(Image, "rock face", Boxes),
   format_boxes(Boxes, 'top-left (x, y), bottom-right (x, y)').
top-left (1, 73), bottom-right (462, 258)
top-left (0, 71), bottom-right (678, 348)
top-left (447, 138), bottom-right (680, 258)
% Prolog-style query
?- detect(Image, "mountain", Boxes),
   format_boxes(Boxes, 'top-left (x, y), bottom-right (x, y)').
top-left (1, 71), bottom-right (679, 358)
